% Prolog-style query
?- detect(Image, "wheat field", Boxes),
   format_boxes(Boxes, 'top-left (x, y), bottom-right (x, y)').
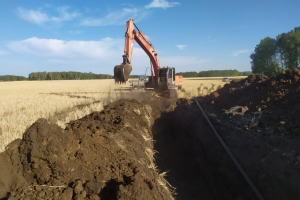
top-left (0, 77), bottom-right (239, 152)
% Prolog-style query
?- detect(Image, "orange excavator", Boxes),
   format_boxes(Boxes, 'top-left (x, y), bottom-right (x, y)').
top-left (114, 19), bottom-right (182, 97)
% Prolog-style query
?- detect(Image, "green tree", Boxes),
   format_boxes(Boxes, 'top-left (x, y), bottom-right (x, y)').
top-left (176, 71), bottom-right (199, 77)
top-left (239, 71), bottom-right (252, 76)
top-left (276, 27), bottom-right (300, 69)
top-left (198, 70), bottom-right (240, 77)
top-left (28, 71), bottom-right (113, 80)
top-left (250, 37), bottom-right (281, 77)
top-left (0, 75), bottom-right (27, 81)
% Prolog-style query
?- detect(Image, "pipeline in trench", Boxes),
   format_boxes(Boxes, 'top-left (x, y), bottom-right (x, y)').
top-left (152, 99), bottom-right (258, 200)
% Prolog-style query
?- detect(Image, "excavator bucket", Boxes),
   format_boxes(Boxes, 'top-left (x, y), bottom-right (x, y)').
top-left (113, 64), bottom-right (132, 84)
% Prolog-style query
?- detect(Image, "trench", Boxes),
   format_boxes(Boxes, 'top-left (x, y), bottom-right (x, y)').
top-left (152, 99), bottom-right (257, 200)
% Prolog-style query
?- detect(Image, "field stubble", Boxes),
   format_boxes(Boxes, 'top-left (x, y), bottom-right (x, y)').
top-left (0, 78), bottom-right (228, 152)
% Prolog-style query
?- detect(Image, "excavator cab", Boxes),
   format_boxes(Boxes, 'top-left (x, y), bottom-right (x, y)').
top-left (158, 67), bottom-right (176, 90)
top-left (145, 67), bottom-right (175, 90)
top-left (143, 67), bottom-right (177, 98)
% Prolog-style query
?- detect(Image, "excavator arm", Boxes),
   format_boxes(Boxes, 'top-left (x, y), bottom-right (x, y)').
top-left (114, 19), bottom-right (182, 98)
top-left (121, 19), bottom-right (160, 86)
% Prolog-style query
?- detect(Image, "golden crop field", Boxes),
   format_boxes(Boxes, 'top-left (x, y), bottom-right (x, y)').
top-left (0, 77), bottom-right (242, 152)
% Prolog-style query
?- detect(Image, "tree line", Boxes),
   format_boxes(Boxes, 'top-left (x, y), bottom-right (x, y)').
top-left (250, 26), bottom-right (300, 77)
top-left (28, 71), bottom-right (112, 80)
top-left (1, 70), bottom-right (252, 81)
top-left (176, 70), bottom-right (252, 77)
top-left (0, 75), bottom-right (27, 81)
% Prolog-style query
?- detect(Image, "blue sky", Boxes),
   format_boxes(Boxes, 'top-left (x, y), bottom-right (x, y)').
top-left (1, 0), bottom-right (300, 77)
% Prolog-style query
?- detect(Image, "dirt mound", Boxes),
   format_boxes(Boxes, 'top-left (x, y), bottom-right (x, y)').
top-left (2, 69), bottom-right (300, 200)
top-left (0, 99), bottom-right (173, 200)
top-left (197, 68), bottom-right (300, 199)
top-left (203, 68), bottom-right (300, 135)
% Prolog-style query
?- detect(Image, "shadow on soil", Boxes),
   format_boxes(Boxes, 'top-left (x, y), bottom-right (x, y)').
top-left (152, 99), bottom-right (256, 200)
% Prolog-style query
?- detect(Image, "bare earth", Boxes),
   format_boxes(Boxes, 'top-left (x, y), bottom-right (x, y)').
top-left (1, 71), bottom-right (299, 200)
top-left (0, 78), bottom-right (227, 152)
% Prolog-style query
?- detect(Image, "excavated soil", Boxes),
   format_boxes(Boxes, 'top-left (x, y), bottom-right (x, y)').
top-left (1, 68), bottom-right (300, 200)
top-left (0, 99), bottom-right (174, 200)
top-left (198, 68), bottom-right (300, 199)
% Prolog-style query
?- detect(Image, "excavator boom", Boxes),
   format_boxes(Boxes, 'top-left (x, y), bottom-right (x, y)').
top-left (114, 19), bottom-right (182, 97)
top-left (123, 19), bottom-right (160, 85)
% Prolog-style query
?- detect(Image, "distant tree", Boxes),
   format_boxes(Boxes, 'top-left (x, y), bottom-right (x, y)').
top-left (176, 70), bottom-right (242, 77)
top-left (176, 71), bottom-right (199, 77)
top-left (198, 70), bottom-right (240, 77)
top-left (0, 75), bottom-right (27, 81)
top-left (28, 71), bottom-right (113, 80)
top-left (276, 27), bottom-right (300, 69)
top-left (129, 75), bottom-right (139, 78)
top-left (239, 71), bottom-right (252, 76)
top-left (250, 37), bottom-right (281, 77)
top-left (251, 26), bottom-right (300, 76)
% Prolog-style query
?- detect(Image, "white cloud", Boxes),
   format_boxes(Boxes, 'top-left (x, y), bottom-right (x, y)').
top-left (176, 45), bottom-right (186, 50)
top-left (17, 7), bottom-right (49, 25)
top-left (7, 37), bottom-right (122, 61)
top-left (232, 49), bottom-right (249, 57)
top-left (160, 56), bottom-right (209, 67)
top-left (145, 0), bottom-right (180, 9)
top-left (52, 6), bottom-right (81, 22)
top-left (163, 56), bottom-right (210, 73)
top-left (0, 49), bottom-right (9, 56)
top-left (80, 8), bottom-right (147, 26)
top-left (6, 37), bottom-right (209, 75)
top-left (130, 47), bottom-right (209, 70)
top-left (17, 6), bottom-right (81, 25)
